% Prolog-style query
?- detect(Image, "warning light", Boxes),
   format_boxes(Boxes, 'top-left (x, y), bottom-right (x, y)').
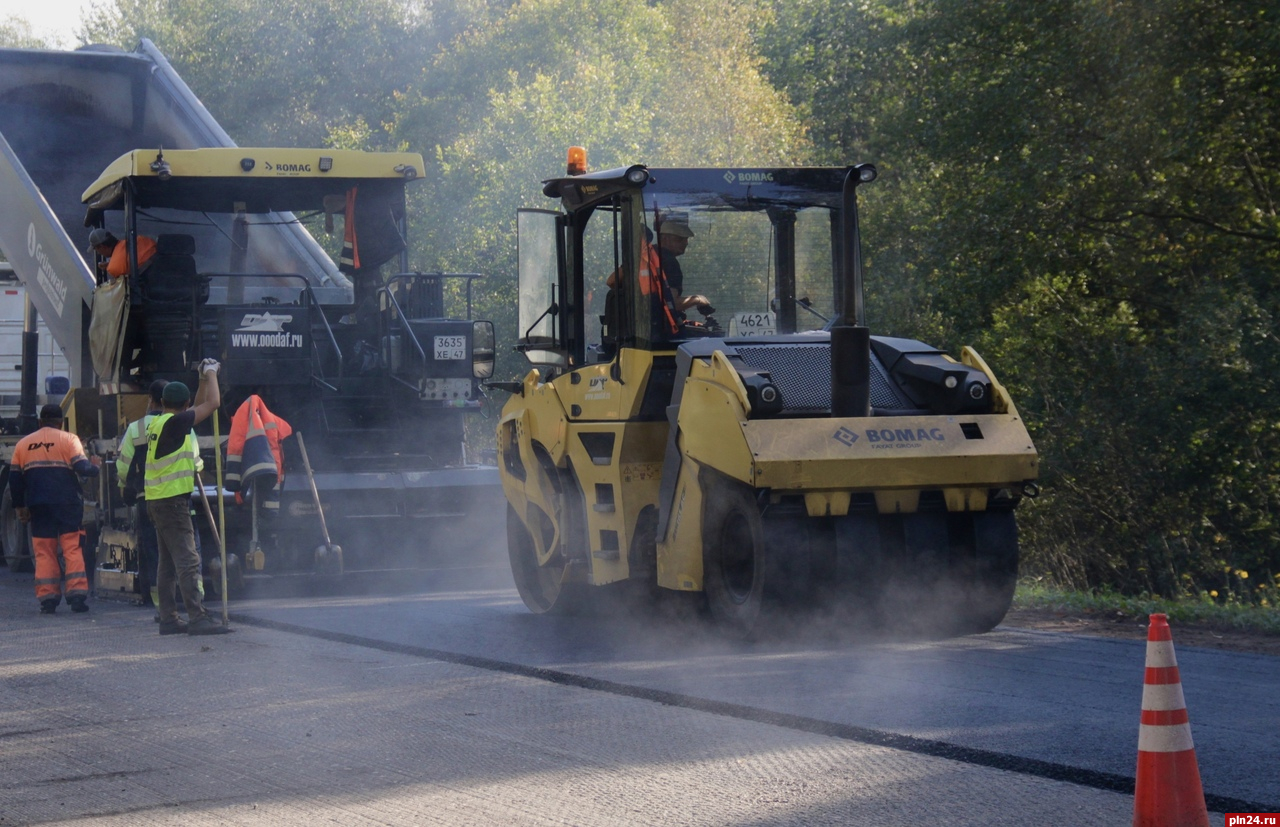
top-left (567, 146), bottom-right (587, 176)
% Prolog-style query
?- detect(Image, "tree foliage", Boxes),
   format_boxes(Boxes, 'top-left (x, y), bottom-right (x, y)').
top-left (81, 0), bottom-right (443, 147)
top-left (766, 0), bottom-right (1280, 598)
top-left (0, 16), bottom-right (56, 48)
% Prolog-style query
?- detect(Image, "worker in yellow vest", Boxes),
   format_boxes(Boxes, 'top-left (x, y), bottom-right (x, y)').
top-left (145, 359), bottom-right (228, 636)
top-left (118, 379), bottom-right (205, 614)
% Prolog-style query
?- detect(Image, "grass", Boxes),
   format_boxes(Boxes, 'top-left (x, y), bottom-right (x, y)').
top-left (1013, 580), bottom-right (1280, 636)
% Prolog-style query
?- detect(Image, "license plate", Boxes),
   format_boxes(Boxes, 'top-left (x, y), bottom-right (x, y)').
top-left (434, 335), bottom-right (467, 360)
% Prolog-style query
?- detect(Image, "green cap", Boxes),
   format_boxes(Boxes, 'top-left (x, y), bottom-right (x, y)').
top-left (161, 381), bottom-right (190, 405)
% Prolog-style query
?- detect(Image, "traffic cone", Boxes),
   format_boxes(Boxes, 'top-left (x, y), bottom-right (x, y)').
top-left (1133, 613), bottom-right (1210, 827)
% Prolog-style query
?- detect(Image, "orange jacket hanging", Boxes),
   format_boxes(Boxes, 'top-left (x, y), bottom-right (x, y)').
top-left (224, 395), bottom-right (292, 497)
top-left (339, 187), bottom-right (360, 273)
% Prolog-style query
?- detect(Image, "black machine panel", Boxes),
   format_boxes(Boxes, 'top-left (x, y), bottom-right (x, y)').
top-left (218, 305), bottom-right (313, 386)
top-left (732, 341), bottom-right (911, 415)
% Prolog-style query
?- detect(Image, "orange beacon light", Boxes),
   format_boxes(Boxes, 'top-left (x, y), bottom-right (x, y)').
top-left (567, 146), bottom-right (587, 176)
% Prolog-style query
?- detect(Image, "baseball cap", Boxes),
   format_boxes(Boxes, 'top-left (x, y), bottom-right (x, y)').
top-left (660, 219), bottom-right (694, 239)
top-left (161, 381), bottom-right (191, 405)
top-left (88, 228), bottom-right (116, 250)
top-left (39, 403), bottom-right (64, 420)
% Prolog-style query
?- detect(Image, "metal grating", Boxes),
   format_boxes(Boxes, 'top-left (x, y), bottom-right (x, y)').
top-left (733, 343), bottom-right (909, 414)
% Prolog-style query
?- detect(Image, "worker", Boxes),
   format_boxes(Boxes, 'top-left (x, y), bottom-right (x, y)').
top-left (145, 360), bottom-right (228, 636)
top-left (10, 404), bottom-right (100, 614)
top-left (88, 228), bottom-right (157, 282)
top-left (118, 380), bottom-right (204, 616)
top-left (605, 218), bottom-right (712, 339)
top-left (651, 217), bottom-right (712, 314)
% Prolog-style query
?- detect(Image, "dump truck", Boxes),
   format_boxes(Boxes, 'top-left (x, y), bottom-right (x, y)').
top-left (495, 151), bottom-right (1039, 636)
top-left (0, 42), bottom-right (501, 592)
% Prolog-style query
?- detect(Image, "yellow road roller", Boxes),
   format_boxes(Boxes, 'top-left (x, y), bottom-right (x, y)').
top-left (493, 150), bottom-right (1038, 636)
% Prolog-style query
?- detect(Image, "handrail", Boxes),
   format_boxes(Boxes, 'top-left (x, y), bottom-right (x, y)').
top-left (303, 283), bottom-right (343, 378)
top-left (378, 283), bottom-right (428, 378)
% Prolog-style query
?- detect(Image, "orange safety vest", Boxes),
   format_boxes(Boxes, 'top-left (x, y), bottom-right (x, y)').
top-left (637, 241), bottom-right (680, 335)
top-left (106, 237), bottom-right (157, 278)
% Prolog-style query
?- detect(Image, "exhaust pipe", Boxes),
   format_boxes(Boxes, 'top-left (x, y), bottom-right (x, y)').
top-left (830, 163), bottom-right (877, 418)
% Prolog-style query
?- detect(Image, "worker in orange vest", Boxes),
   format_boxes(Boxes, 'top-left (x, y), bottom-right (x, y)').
top-left (10, 405), bottom-right (101, 614)
top-left (88, 228), bottom-right (157, 281)
top-left (605, 219), bottom-right (713, 339)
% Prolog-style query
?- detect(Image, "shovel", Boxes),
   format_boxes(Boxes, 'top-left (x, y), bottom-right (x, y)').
top-left (296, 432), bottom-right (342, 576)
top-left (193, 472), bottom-right (238, 625)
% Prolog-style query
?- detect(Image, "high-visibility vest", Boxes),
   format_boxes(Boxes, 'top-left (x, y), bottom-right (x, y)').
top-left (106, 237), bottom-right (157, 278)
top-left (637, 242), bottom-right (680, 335)
top-left (120, 413), bottom-right (202, 490)
top-left (116, 414), bottom-right (155, 484)
top-left (144, 413), bottom-right (198, 500)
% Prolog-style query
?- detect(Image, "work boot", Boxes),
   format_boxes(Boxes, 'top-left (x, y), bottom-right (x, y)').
top-left (69, 596), bottom-right (89, 613)
top-left (39, 599), bottom-right (58, 615)
top-left (186, 616), bottom-right (231, 636)
top-left (158, 619), bottom-right (189, 636)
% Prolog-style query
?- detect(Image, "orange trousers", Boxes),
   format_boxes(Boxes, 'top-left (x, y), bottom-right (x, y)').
top-left (33, 532), bottom-right (88, 604)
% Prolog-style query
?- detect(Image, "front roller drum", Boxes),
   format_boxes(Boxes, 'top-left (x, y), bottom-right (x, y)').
top-left (506, 503), bottom-right (585, 614)
top-left (955, 510), bottom-right (1019, 634)
top-left (833, 508), bottom-right (1019, 636)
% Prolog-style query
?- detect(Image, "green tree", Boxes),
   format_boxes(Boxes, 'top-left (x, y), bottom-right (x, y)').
top-left (765, 0), bottom-right (1280, 597)
top-left (1, 15), bottom-right (56, 48)
top-left (392, 0), bottom-right (810, 387)
top-left (82, 0), bottom-right (444, 147)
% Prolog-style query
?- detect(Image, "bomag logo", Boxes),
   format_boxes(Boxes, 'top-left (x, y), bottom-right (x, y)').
top-left (833, 425), bottom-right (947, 450)
top-left (263, 161), bottom-right (312, 173)
top-left (723, 170), bottom-right (774, 185)
top-left (867, 427), bottom-right (946, 443)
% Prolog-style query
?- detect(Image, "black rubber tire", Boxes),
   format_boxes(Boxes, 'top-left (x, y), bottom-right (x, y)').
top-left (701, 478), bottom-right (767, 637)
top-left (1, 487), bottom-right (33, 572)
top-left (507, 503), bottom-right (581, 614)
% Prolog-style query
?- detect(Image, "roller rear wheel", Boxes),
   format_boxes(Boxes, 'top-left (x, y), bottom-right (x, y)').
top-left (702, 479), bottom-right (767, 637)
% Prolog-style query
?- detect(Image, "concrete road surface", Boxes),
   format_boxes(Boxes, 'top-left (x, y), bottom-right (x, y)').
top-left (0, 563), bottom-right (1253, 826)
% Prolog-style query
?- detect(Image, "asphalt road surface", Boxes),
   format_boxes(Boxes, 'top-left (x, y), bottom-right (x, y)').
top-left (2, 549), bottom-right (1275, 825)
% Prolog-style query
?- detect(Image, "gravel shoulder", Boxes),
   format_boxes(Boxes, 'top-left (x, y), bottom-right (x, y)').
top-left (1003, 607), bottom-right (1280, 657)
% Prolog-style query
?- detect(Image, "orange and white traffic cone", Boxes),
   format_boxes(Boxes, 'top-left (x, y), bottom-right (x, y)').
top-left (1133, 613), bottom-right (1210, 827)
